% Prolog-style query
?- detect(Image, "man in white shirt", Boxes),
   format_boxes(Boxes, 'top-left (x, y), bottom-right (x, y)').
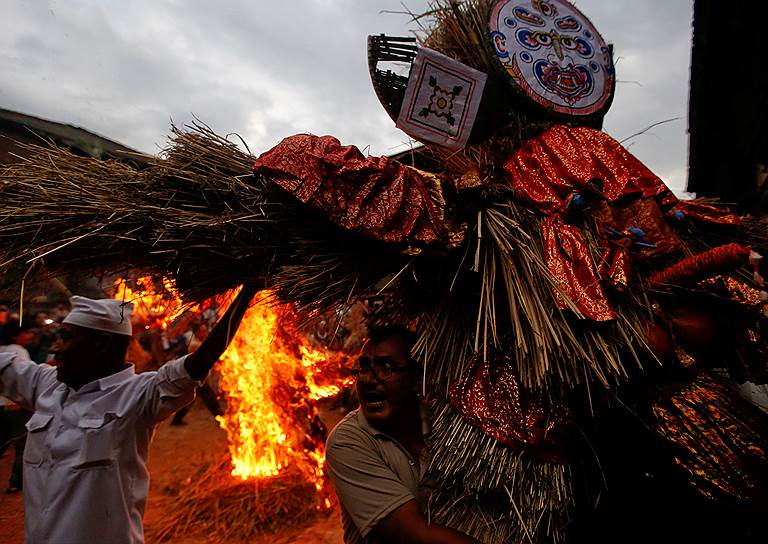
top-left (0, 285), bottom-right (255, 544)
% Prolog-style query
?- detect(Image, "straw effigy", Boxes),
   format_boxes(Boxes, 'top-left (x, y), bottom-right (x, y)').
top-left (4, 119), bottom-right (766, 542)
top-left (2, 1), bottom-right (768, 542)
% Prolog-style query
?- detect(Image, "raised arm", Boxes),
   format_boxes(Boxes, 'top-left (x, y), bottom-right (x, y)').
top-left (184, 284), bottom-right (257, 381)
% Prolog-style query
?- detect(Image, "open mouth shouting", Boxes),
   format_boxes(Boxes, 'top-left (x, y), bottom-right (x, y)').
top-left (360, 388), bottom-right (388, 412)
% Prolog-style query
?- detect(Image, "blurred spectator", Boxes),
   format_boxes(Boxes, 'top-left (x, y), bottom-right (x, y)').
top-left (51, 301), bottom-right (70, 323)
top-left (170, 319), bottom-right (222, 425)
top-left (0, 305), bottom-right (9, 346)
top-left (26, 311), bottom-right (58, 364)
top-left (14, 312), bottom-right (36, 353)
top-left (202, 300), bottom-right (220, 328)
top-left (187, 321), bottom-right (209, 354)
top-left (0, 319), bottom-right (27, 359)
top-left (0, 318), bottom-right (32, 493)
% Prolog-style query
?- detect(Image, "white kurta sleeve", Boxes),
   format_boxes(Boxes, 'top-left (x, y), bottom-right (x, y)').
top-left (0, 352), bottom-right (57, 410)
top-left (139, 356), bottom-right (204, 424)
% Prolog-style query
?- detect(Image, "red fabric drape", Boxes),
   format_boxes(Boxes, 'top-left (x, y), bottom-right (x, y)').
top-left (253, 134), bottom-right (447, 245)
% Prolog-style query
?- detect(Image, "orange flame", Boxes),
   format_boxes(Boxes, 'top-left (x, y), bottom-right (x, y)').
top-left (113, 276), bottom-right (186, 329)
top-left (113, 279), bottom-right (349, 505)
top-left (215, 291), bottom-right (352, 501)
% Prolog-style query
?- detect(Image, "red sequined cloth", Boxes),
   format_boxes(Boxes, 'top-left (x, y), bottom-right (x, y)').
top-left (502, 125), bottom-right (669, 214)
top-left (253, 134), bottom-right (448, 245)
top-left (672, 200), bottom-right (741, 225)
top-left (450, 352), bottom-right (572, 464)
top-left (593, 198), bottom-right (683, 294)
top-left (543, 215), bottom-right (616, 320)
top-left (652, 371), bottom-right (768, 500)
top-left (593, 198), bottom-right (682, 262)
top-left (502, 125), bottom-right (708, 320)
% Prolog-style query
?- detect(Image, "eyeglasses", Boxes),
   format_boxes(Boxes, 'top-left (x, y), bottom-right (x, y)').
top-left (350, 356), bottom-right (418, 381)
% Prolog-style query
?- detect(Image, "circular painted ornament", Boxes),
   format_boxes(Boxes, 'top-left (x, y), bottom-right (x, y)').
top-left (489, 0), bottom-right (614, 117)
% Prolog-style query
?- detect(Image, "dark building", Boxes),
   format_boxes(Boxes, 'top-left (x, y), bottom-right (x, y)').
top-left (687, 1), bottom-right (768, 215)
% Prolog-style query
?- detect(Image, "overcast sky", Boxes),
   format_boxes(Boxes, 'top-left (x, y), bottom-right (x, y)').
top-left (0, 1), bottom-right (693, 193)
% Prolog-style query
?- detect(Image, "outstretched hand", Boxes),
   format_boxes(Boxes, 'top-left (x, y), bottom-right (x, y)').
top-left (184, 284), bottom-right (258, 381)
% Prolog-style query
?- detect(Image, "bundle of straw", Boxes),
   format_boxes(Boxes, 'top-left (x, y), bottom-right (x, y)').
top-left (407, 190), bottom-right (656, 543)
top-left (426, 400), bottom-right (573, 544)
top-left (149, 457), bottom-right (331, 542)
top-left (0, 123), bottom-right (275, 301)
top-left (0, 122), bottom-right (400, 312)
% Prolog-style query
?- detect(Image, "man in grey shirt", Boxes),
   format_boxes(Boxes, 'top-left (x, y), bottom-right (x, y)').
top-left (326, 325), bottom-right (479, 544)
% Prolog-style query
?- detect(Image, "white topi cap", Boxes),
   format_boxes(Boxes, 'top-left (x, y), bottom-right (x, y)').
top-left (62, 296), bottom-right (134, 336)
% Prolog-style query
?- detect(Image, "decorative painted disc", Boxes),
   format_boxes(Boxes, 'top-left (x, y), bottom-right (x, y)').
top-left (489, 0), bottom-right (614, 117)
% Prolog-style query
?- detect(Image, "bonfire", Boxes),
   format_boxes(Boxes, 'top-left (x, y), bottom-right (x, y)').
top-left (112, 283), bottom-right (353, 541)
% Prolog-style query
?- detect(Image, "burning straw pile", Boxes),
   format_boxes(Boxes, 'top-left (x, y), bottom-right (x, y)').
top-left (150, 457), bottom-right (332, 542)
top-left (146, 291), bottom-right (348, 542)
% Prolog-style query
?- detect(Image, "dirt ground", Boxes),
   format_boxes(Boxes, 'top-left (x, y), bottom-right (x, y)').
top-left (0, 402), bottom-right (344, 543)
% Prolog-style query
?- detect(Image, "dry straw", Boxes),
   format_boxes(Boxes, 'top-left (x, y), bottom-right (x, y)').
top-left (148, 457), bottom-right (331, 542)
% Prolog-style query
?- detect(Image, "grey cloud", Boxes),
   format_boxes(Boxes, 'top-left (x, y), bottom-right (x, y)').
top-left (0, 1), bottom-right (692, 191)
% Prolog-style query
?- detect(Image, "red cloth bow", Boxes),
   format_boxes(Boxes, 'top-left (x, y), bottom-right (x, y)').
top-left (253, 134), bottom-right (448, 245)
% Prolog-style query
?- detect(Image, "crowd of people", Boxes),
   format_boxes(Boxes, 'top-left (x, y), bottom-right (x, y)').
top-left (0, 303), bottom-right (67, 494)
top-left (0, 304), bottom-right (68, 365)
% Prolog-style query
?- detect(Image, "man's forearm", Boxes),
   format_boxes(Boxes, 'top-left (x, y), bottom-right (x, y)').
top-left (372, 524), bottom-right (481, 544)
top-left (184, 284), bottom-right (257, 380)
top-left (412, 526), bottom-right (481, 544)
top-left (370, 500), bottom-right (482, 544)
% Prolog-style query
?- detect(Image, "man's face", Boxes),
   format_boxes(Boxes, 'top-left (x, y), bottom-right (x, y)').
top-left (49, 324), bottom-right (101, 387)
top-left (355, 336), bottom-right (419, 429)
